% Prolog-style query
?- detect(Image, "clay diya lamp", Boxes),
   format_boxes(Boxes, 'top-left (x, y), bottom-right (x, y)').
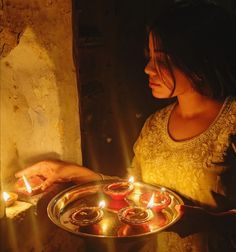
top-left (15, 175), bottom-right (44, 196)
top-left (118, 206), bottom-right (154, 226)
top-left (140, 188), bottom-right (171, 212)
top-left (149, 211), bottom-right (169, 228)
top-left (117, 223), bottom-right (151, 237)
top-left (2, 191), bottom-right (18, 207)
top-left (69, 200), bottom-right (105, 227)
top-left (103, 177), bottom-right (134, 200)
top-left (117, 206), bottom-right (154, 236)
top-left (79, 223), bottom-right (103, 235)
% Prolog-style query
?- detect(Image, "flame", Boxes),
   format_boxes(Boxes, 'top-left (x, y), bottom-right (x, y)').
top-left (160, 187), bottom-right (166, 194)
top-left (128, 176), bottom-right (134, 184)
top-left (3, 191), bottom-right (10, 201)
top-left (99, 200), bottom-right (106, 209)
top-left (22, 175), bottom-right (32, 193)
top-left (147, 193), bottom-right (155, 208)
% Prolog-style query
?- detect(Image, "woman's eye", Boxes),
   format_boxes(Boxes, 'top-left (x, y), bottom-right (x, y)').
top-left (144, 51), bottom-right (150, 59)
top-left (155, 60), bottom-right (168, 68)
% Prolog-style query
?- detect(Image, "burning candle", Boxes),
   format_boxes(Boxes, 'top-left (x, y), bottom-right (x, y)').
top-left (3, 192), bottom-right (18, 207)
top-left (103, 177), bottom-right (135, 200)
top-left (70, 200), bottom-right (106, 226)
top-left (140, 189), bottom-right (171, 212)
top-left (15, 175), bottom-right (44, 196)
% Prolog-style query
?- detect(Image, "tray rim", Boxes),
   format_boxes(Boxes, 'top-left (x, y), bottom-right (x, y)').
top-left (47, 179), bottom-right (184, 239)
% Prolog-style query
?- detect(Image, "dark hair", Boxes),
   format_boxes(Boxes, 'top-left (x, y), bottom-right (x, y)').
top-left (150, 0), bottom-right (236, 99)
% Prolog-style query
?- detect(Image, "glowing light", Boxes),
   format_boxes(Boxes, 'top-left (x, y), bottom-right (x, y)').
top-left (99, 200), bottom-right (106, 209)
top-left (101, 220), bottom-right (109, 233)
top-left (22, 175), bottom-right (32, 194)
top-left (161, 187), bottom-right (166, 194)
top-left (128, 176), bottom-right (134, 184)
top-left (3, 191), bottom-right (10, 201)
top-left (147, 193), bottom-right (155, 209)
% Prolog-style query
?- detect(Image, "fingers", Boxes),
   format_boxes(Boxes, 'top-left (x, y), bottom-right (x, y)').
top-left (41, 178), bottom-right (55, 191)
top-left (175, 204), bottom-right (203, 215)
top-left (175, 204), bottom-right (182, 212)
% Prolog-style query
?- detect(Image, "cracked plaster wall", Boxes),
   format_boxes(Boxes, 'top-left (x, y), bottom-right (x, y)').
top-left (0, 0), bottom-right (82, 192)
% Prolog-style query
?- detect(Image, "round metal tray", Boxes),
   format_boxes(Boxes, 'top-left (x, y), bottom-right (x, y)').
top-left (47, 179), bottom-right (183, 239)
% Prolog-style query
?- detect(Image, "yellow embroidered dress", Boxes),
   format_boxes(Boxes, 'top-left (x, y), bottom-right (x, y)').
top-left (128, 96), bottom-right (236, 252)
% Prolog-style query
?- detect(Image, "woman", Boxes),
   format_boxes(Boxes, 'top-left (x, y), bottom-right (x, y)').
top-left (16, 1), bottom-right (236, 251)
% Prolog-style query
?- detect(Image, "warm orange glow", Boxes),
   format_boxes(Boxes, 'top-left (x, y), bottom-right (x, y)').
top-left (147, 193), bottom-right (155, 208)
top-left (128, 176), bottom-right (134, 184)
top-left (161, 187), bottom-right (166, 194)
top-left (22, 175), bottom-right (32, 194)
top-left (99, 200), bottom-right (106, 209)
top-left (3, 191), bottom-right (10, 201)
top-left (101, 220), bottom-right (109, 233)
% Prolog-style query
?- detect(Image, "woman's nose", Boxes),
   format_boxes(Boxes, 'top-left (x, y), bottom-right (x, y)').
top-left (144, 60), bottom-right (157, 76)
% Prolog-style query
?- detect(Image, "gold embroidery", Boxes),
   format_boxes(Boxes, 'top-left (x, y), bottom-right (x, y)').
top-left (128, 96), bottom-right (236, 252)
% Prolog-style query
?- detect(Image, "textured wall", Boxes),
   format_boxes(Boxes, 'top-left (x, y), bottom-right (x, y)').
top-left (0, 0), bottom-right (82, 190)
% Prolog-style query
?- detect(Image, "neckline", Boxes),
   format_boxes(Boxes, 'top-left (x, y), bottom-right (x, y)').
top-left (163, 96), bottom-right (232, 146)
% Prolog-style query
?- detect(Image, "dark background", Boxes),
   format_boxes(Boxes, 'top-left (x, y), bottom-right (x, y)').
top-left (73, 0), bottom-right (236, 177)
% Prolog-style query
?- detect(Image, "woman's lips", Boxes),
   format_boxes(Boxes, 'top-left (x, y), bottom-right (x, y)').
top-left (149, 82), bottom-right (161, 88)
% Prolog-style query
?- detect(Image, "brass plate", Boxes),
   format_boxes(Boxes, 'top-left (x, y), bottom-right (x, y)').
top-left (47, 180), bottom-right (183, 239)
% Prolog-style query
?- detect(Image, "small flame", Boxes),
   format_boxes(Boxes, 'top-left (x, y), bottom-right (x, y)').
top-left (99, 200), bottom-right (106, 209)
top-left (3, 192), bottom-right (10, 201)
top-left (128, 176), bottom-right (134, 184)
top-left (22, 175), bottom-right (32, 194)
top-left (160, 187), bottom-right (166, 194)
top-left (147, 193), bottom-right (155, 209)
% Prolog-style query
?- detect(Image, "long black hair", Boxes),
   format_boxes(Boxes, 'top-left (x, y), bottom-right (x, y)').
top-left (149, 0), bottom-right (236, 99)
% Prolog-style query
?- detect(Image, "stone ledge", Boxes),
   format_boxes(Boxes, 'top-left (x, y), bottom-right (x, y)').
top-left (6, 201), bottom-right (33, 220)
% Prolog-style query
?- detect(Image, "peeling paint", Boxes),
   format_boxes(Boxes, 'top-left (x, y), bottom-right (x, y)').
top-left (0, 0), bottom-right (82, 189)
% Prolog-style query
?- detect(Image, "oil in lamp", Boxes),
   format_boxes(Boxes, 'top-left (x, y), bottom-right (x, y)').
top-left (69, 200), bottom-right (105, 226)
top-left (15, 175), bottom-right (44, 196)
top-left (117, 195), bottom-right (154, 236)
top-left (103, 176), bottom-right (134, 200)
top-left (140, 188), bottom-right (171, 211)
top-left (3, 192), bottom-right (18, 207)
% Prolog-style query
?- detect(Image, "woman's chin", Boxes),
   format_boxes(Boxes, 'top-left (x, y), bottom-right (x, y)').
top-left (151, 90), bottom-right (170, 99)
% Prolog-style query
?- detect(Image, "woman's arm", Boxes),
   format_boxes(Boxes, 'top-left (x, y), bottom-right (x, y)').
top-left (15, 160), bottom-right (103, 190)
top-left (171, 205), bottom-right (236, 239)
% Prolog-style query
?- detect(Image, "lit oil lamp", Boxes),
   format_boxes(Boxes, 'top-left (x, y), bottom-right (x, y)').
top-left (118, 194), bottom-right (155, 226)
top-left (15, 175), bottom-right (44, 196)
top-left (70, 200), bottom-right (105, 226)
top-left (118, 206), bottom-right (154, 225)
top-left (103, 177), bottom-right (134, 200)
top-left (2, 192), bottom-right (18, 207)
top-left (140, 188), bottom-right (171, 212)
top-left (117, 196), bottom-right (154, 236)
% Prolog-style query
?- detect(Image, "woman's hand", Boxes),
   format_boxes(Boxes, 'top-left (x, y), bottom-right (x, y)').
top-left (15, 160), bottom-right (101, 191)
top-left (169, 205), bottom-right (236, 237)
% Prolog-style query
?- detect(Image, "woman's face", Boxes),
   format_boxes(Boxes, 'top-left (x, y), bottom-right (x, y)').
top-left (144, 33), bottom-right (193, 99)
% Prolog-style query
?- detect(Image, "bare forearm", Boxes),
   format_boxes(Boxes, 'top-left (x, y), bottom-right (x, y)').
top-left (60, 164), bottom-right (102, 183)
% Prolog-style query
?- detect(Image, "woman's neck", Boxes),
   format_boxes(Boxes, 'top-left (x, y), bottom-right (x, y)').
top-left (176, 92), bottom-right (224, 119)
